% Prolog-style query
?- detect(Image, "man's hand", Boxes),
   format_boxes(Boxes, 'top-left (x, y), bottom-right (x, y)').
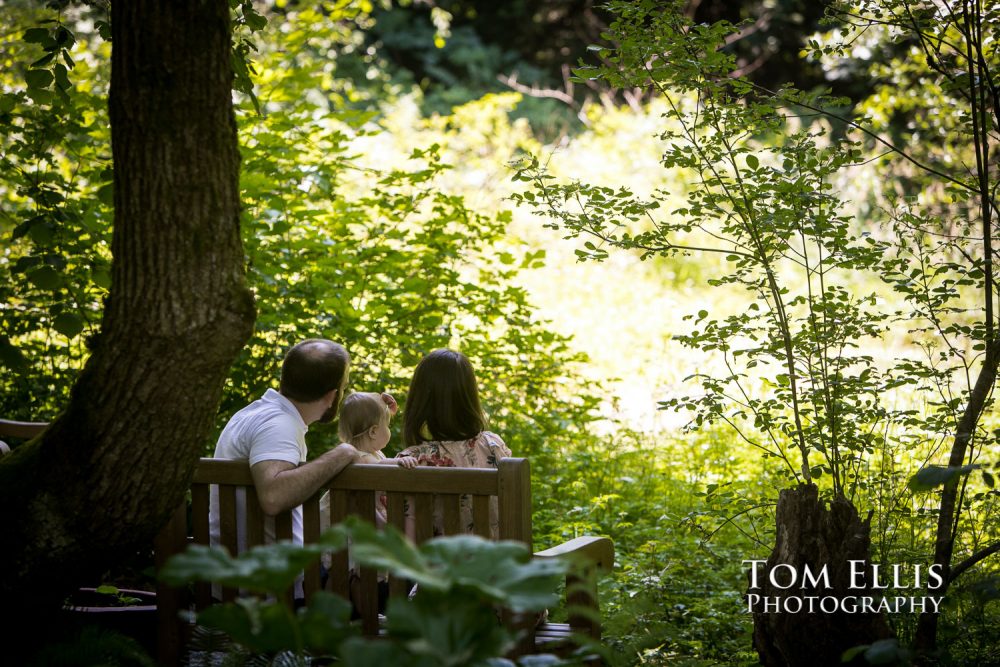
top-left (334, 442), bottom-right (361, 461)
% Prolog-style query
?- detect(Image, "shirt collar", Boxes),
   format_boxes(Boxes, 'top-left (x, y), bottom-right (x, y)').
top-left (263, 388), bottom-right (308, 431)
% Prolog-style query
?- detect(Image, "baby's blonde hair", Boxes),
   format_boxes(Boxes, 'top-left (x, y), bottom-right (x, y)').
top-left (338, 392), bottom-right (389, 445)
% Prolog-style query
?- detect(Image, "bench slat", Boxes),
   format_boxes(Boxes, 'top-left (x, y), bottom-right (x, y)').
top-left (498, 458), bottom-right (531, 547)
top-left (329, 464), bottom-right (499, 495)
top-left (472, 495), bottom-right (491, 538)
top-left (412, 493), bottom-right (434, 544)
top-left (386, 492), bottom-right (406, 535)
top-left (303, 496), bottom-right (322, 599)
top-left (193, 459), bottom-right (255, 485)
top-left (386, 492), bottom-right (409, 598)
top-left (442, 494), bottom-right (461, 535)
top-left (245, 486), bottom-right (264, 549)
top-left (327, 490), bottom-right (350, 599)
top-left (218, 485), bottom-right (239, 603)
top-left (191, 485), bottom-right (212, 609)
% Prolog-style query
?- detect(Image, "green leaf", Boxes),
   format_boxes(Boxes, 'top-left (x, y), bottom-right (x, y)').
top-left (160, 531), bottom-right (345, 594)
top-left (30, 52), bottom-right (56, 68)
top-left (340, 637), bottom-right (409, 667)
top-left (746, 154), bottom-right (759, 169)
top-left (95, 20), bottom-right (112, 41)
top-left (298, 592), bottom-right (355, 653)
top-left (92, 266), bottom-right (112, 289)
top-left (25, 88), bottom-right (53, 105)
top-left (197, 599), bottom-right (298, 653)
top-left (97, 182), bottom-right (114, 207)
top-left (27, 265), bottom-right (61, 290)
top-left (54, 26), bottom-right (74, 48)
top-left (0, 337), bottom-right (28, 373)
top-left (242, 5), bottom-right (268, 31)
top-left (983, 471), bottom-right (995, 489)
top-left (28, 220), bottom-right (55, 246)
top-left (53, 64), bottom-right (71, 91)
top-left (25, 68), bottom-right (54, 89)
top-left (908, 464), bottom-right (978, 493)
top-left (53, 312), bottom-right (85, 338)
top-left (346, 519), bottom-right (449, 591)
top-left (22, 28), bottom-right (51, 45)
top-left (382, 595), bottom-right (509, 663)
top-left (421, 535), bottom-right (565, 612)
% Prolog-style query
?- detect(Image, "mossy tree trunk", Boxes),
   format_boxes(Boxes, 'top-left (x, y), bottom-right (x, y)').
top-left (752, 485), bottom-right (893, 666)
top-left (0, 0), bottom-right (254, 637)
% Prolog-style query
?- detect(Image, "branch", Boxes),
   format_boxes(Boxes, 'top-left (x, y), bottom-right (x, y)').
top-left (949, 540), bottom-right (1000, 583)
top-left (749, 81), bottom-right (977, 195)
top-left (497, 71), bottom-right (578, 108)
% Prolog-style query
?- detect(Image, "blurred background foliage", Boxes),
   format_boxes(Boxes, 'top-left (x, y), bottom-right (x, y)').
top-left (1, 0), bottom-right (999, 664)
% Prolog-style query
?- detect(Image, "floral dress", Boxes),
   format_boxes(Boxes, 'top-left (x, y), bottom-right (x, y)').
top-left (397, 431), bottom-right (511, 537)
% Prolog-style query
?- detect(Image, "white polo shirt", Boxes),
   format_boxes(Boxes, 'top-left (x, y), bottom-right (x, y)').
top-left (209, 389), bottom-right (309, 596)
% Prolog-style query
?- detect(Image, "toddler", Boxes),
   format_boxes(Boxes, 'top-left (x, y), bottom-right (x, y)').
top-left (336, 392), bottom-right (415, 616)
top-left (340, 392), bottom-right (415, 464)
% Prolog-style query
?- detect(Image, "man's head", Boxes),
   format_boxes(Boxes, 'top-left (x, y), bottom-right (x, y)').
top-left (280, 339), bottom-right (350, 423)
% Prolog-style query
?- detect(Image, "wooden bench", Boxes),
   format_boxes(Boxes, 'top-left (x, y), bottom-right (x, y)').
top-left (155, 457), bottom-right (614, 665)
top-left (0, 418), bottom-right (48, 446)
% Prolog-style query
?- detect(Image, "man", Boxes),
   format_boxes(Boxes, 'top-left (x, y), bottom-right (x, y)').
top-left (209, 339), bottom-right (359, 571)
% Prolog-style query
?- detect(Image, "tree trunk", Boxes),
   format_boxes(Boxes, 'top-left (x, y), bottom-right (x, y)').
top-left (752, 485), bottom-right (893, 666)
top-left (914, 337), bottom-right (1000, 653)
top-left (0, 0), bottom-right (254, 639)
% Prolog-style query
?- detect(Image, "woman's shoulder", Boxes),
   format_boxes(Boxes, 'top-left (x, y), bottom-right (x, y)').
top-left (474, 431), bottom-right (506, 449)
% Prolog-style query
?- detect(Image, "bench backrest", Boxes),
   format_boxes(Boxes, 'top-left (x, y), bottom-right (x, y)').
top-left (0, 419), bottom-right (48, 441)
top-left (155, 457), bottom-right (532, 657)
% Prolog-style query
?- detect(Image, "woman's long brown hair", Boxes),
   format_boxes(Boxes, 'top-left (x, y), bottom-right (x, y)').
top-left (402, 349), bottom-right (486, 447)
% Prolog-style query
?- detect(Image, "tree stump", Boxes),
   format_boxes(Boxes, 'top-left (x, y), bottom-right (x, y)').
top-left (751, 484), bottom-right (893, 666)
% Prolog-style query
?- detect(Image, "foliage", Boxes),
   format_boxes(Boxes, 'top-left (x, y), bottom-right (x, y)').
top-left (0, 5), bottom-right (112, 419)
top-left (223, 6), bottom-right (598, 459)
top-left (366, 0), bottom-right (598, 133)
top-left (513, 0), bottom-right (900, 498)
top-left (512, 0), bottom-right (1000, 659)
top-left (162, 517), bottom-right (568, 666)
top-left (527, 423), bottom-right (769, 665)
top-left (26, 626), bottom-right (154, 667)
top-left (0, 4), bottom-right (596, 474)
top-left (4, 0), bottom-right (1000, 663)
top-left (92, 584), bottom-right (146, 607)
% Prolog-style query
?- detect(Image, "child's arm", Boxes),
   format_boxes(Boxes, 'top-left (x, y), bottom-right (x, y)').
top-left (380, 455), bottom-right (417, 468)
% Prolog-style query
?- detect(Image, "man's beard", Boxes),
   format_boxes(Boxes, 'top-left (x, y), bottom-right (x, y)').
top-left (317, 404), bottom-right (338, 424)
top-left (317, 390), bottom-right (345, 424)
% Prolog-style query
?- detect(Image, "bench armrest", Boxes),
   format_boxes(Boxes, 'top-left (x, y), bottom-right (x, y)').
top-left (534, 536), bottom-right (614, 640)
top-left (0, 419), bottom-right (48, 440)
top-left (534, 536), bottom-right (614, 573)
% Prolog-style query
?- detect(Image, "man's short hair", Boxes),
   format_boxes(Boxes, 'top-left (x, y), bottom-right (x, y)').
top-left (280, 339), bottom-right (349, 402)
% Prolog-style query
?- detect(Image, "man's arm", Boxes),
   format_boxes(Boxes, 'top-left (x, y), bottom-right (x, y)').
top-left (251, 443), bottom-right (360, 515)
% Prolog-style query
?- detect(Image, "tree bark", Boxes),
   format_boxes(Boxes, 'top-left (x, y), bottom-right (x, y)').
top-left (914, 337), bottom-right (1000, 653)
top-left (0, 0), bottom-right (254, 638)
top-left (752, 485), bottom-right (893, 666)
